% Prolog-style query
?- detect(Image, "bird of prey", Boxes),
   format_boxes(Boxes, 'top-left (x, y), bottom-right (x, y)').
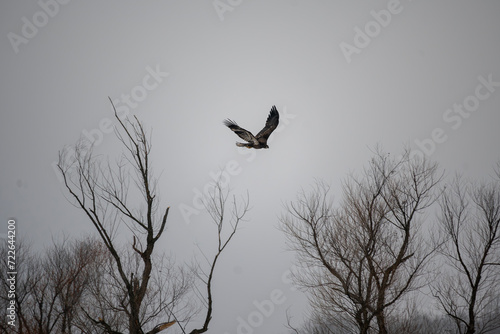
top-left (223, 106), bottom-right (279, 149)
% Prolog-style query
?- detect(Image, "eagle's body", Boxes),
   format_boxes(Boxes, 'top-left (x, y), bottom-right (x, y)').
top-left (223, 106), bottom-right (279, 149)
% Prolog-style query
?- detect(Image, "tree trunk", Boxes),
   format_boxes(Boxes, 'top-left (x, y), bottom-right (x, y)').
top-left (376, 313), bottom-right (388, 334)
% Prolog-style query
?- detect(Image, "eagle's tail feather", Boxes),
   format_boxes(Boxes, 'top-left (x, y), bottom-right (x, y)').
top-left (236, 142), bottom-right (251, 148)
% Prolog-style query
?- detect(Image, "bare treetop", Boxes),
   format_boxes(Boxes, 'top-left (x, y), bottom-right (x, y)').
top-left (57, 101), bottom-right (248, 334)
top-left (281, 149), bottom-right (441, 334)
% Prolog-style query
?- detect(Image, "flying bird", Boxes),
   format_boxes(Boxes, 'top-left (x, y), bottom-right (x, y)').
top-left (223, 106), bottom-right (279, 149)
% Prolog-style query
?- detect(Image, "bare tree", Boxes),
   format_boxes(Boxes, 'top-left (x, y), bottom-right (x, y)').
top-left (57, 101), bottom-right (247, 334)
top-left (280, 150), bottom-right (441, 334)
top-left (433, 170), bottom-right (500, 334)
top-left (176, 180), bottom-right (249, 334)
top-left (0, 236), bottom-right (102, 334)
top-left (57, 101), bottom-right (194, 333)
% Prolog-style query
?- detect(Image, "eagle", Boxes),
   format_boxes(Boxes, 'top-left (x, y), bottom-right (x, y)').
top-left (223, 106), bottom-right (279, 149)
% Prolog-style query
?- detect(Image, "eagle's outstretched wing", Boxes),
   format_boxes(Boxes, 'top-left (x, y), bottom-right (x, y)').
top-left (255, 105), bottom-right (279, 142)
top-left (223, 119), bottom-right (259, 145)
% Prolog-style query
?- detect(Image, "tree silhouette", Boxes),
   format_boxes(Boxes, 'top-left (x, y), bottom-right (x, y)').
top-left (57, 100), bottom-right (247, 334)
top-left (281, 149), bottom-right (441, 334)
top-left (434, 169), bottom-right (500, 334)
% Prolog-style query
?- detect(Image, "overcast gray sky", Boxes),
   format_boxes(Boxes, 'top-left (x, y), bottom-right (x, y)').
top-left (1, 1), bottom-right (500, 332)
